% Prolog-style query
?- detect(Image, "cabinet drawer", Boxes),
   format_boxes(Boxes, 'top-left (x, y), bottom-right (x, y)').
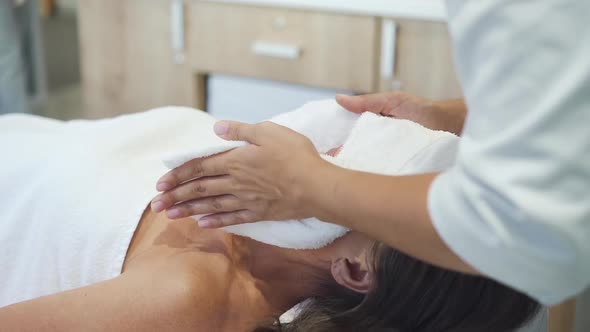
top-left (188, 2), bottom-right (379, 92)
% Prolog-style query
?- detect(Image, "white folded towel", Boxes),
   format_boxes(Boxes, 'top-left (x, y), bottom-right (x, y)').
top-left (162, 99), bottom-right (459, 249)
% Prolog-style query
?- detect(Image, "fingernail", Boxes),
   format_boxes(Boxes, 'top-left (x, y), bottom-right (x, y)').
top-left (198, 219), bottom-right (212, 228)
top-left (214, 121), bottom-right (229, 135)
top-left (151, 200), bottom-right (166, 212)
top-left (156, 182), bottom-right (173, 192)
top-left (167, 208), bottom-right (183, 219)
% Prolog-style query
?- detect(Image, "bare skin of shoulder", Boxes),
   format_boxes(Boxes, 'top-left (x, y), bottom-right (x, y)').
top-left (123, 208), bottom-right (280, 331)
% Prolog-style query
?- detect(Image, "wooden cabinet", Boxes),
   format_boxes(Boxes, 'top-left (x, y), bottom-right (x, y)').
top-left (78, 0), bottom-right (194, 118)
top-left (189, 2), bottom-right (380, 93)
top-left (386, 19), bottom-right (463, 100)
top-left (550, 299), bottom-right (577, 332)
top-left (78, 1), bottom-right (463, 118)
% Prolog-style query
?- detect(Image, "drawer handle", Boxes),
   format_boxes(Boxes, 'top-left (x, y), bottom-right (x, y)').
top-left (380, 19), bottom-right (397, 81)
top-left (170, 0), bottom-right (185, 64)
top-left (251, 41), bottom-right (301, 60)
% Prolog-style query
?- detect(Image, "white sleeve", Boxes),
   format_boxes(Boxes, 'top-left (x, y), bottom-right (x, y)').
top-left (429, 0), bottom-right (590, 305)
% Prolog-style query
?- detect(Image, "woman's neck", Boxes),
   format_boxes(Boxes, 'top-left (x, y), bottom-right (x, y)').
top-left (229, 234), bottom-right (331, 313)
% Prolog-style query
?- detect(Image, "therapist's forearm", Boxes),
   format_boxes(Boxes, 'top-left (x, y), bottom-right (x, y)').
top-left (304, 162), bottom-right (478, 275)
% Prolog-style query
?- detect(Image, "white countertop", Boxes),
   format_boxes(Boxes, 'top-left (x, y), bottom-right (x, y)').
top-left (203, 0), bottom-right (448, 22)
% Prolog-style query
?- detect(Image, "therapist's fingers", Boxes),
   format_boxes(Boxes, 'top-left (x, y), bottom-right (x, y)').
top-left (197, 210), bottom-right (259, 229)
top-left (164, 195), bottom-right (242, 219)
top-left (214, 120), bottom-right (288, 146)
top-left (156, 154), bottom-right (230, 192)
top-left (152, 175), bottom-right (235, 212)
top-left (214, 120), bottom-right (261, 144)
top-left (336, 93), bottom-right (392, 115)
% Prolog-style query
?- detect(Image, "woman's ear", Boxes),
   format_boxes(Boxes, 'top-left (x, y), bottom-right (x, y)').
top-left (331, 256), bottom-right (373, 294)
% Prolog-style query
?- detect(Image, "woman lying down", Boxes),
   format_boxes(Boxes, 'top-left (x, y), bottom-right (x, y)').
top-left (0, 102), bottom-right (540, 332)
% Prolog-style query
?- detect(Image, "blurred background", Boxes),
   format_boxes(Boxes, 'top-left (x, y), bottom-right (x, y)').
top-left (39, 0), bottom-right (80, 119)
top-left (0, 0), bottom-right (80, 119)
top-left (1, 0), bottom-right (463, 123)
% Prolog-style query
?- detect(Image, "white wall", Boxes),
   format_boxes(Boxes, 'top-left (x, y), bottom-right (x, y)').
top-left (208, 74), bottom-right (351, 123)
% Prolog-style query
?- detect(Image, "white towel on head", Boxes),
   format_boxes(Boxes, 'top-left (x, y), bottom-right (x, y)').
top-left (162, 99), bottom-right (460, 249)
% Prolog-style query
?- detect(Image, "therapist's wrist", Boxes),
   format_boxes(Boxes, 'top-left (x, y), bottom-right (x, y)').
top-left (297, 158), bottom-right (336, 218)
top-left (430, 99), bottom-right (467, 135)
top-left (300, 158), bottom-right (392, 230)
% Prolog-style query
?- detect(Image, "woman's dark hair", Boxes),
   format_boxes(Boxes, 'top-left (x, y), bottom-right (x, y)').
top-left (255, 243), bottom-right (541, 332)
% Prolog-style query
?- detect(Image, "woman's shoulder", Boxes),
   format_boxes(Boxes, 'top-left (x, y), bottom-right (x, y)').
top-left (120, 244), bottom-right (238, 330)
top-left (127, 246), bottom-right (268, 332)
top-left (123, 210), bottom-right (237, 286)
top-left (123, 213), bottom-right (269, 331)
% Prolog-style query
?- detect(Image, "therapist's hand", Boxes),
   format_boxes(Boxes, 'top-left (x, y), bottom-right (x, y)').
top-left (336, 92), bottom-right (466, 135)
top-left (151, 121), bottom-right (327, 227)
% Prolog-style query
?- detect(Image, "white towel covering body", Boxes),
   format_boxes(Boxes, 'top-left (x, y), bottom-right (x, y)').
top-left (0, 107), bottom-right (205, 307)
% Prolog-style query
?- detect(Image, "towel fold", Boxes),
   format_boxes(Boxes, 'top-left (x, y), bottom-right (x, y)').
top-left (163, 99), bottom-right (460, 249)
